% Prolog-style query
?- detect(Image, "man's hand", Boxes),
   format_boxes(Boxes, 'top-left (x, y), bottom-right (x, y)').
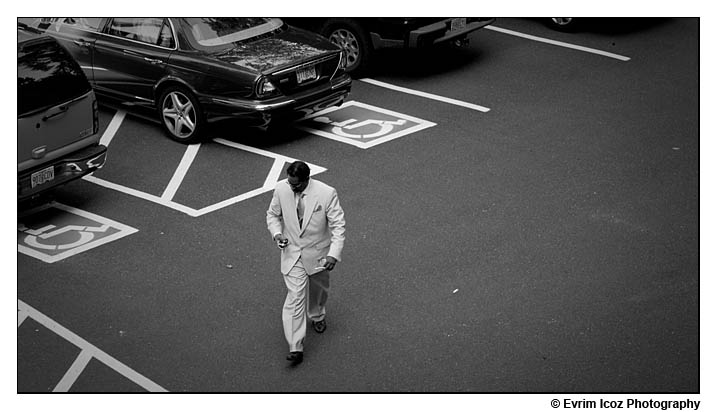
top-left (323, 256), bottom-right (338, 271)
top-left (274, 234), bottom-right (289, 249)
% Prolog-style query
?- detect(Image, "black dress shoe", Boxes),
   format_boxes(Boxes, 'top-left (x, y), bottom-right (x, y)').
top-left (287, 351), bottom-right (303, 364)
top-left (312, 319), bottom-right (327, 333)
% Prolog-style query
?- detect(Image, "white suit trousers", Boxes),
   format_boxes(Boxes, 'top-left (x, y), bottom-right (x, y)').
top-left (282, 259), bottom-right (330, 352)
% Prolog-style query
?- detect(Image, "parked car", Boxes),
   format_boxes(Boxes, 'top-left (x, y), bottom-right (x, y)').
top-left (18, 26), bottom-right (106, 202)
top-left (286, 18), bottom-right (495, 75)
top-left (18, 18), bottom-right (352, 143)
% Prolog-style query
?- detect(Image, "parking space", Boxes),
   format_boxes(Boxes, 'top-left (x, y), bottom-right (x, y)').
top-left (18, 300), bottom-right (166, 392)
top-left (298, 100), bottom-right (437, 149)
top-left (18, 202), bottom-right (137, 263)
top-left (85, 127), bottom-right (329, 217)
top-left (17, 18), bottom-right (700, 394)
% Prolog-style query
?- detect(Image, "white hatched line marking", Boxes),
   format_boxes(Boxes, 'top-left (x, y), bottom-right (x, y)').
top-left (486, 25), bottom-right (631, 61)
top-left (162, 143), bottom-right (201, 201)
top-left (99, 109), bottom-right (126, 147)
top-left (359, 78), bottom-right (491, 112)
top-left (18, 299), bottom-right (168, 392)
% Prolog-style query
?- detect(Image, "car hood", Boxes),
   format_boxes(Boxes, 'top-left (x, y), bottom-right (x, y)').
top-left (209, 30), bottom-right (337, 74)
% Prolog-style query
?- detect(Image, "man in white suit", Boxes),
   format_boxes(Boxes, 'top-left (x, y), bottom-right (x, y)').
top-left (266, 161), bottom-right (346, 365)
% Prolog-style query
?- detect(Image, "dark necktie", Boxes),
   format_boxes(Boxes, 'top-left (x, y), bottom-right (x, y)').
top-left (297, 193), bottom-right (304, 228)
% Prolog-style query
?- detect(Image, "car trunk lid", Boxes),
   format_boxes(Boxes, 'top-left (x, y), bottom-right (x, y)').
top-left (210, 29), bottom-right (342, 95)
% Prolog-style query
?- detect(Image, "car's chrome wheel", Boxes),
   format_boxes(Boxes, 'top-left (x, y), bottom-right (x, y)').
top-left (161, 90), bottom-right (197, 140)
top-left (547, 18), bottom-right (579, 32)
top-left (321, 19), bottom-right (371, 75)
top-left (329, 28), bottom-right (360, 70)
top-left (550, 18), bottom-right (574, 26)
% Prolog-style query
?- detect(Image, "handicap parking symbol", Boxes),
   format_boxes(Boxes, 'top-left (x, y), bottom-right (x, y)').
top-left (18, 202), bottom-right (138, 263)
top-left (298, 101), bottom-right (436, 149)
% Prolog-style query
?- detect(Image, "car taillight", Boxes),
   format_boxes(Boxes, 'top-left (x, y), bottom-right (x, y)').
top-left (256, 77), bottom-right (279, 98)
top-left (339, 51), bottom-right (347, 70)
top-left (92, 97), bottom-right (99, 134)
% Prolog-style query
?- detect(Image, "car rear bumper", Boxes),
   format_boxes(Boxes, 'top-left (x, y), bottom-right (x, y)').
top-left (18, 144), bottom-right (108, 201)
top-left (370, 18), bottom-right (495, 49)
top-left (202, 74), bottom-right (352, 127)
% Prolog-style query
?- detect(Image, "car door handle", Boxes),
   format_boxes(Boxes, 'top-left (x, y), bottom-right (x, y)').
top-left (42, 105), bottom-right (68, 122)
top-left (121, 49), bottom-right (163, 64)
top-left (73, 39), bottom-right (92, 47)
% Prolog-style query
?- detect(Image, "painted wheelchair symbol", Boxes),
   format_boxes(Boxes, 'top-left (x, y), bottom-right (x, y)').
top-left (18, 223), bottom-right (111, 251)
top-left (313, 116), bottom-right (407, 139)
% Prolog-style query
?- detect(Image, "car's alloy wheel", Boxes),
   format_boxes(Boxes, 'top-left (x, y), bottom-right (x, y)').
top-left (328, 29), bottom-right (360, 71)
top-left (159, 87), bottom-right (203, 143)
top-left (547, 18), bottom-right (578, 32)
top-left (321, 18), bottom-right (371, 75)
top-left (550, 18), bottom-right (574, 26)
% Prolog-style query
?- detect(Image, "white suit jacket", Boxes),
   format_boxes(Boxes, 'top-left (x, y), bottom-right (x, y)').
top-left (266, 178), bottom-right (346, 275)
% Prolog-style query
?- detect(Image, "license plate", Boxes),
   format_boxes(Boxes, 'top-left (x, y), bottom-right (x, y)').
top-left (31, 166), bottom-right (54, 188)
top-left (450, 18), bottom-right (467, 33)
top-left (296, 66), bottom-right (316, 83)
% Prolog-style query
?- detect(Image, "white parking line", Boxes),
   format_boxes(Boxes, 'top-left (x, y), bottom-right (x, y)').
top-left (162, 143), bottom-right (201, 201)
top-left (53, 350), bottom-right (92, 392)
top-left (486, 25), bottom-right (631, 61)
top-left (84, 115), bottom-right (328, 217)
top-left (84, 175), bottom-right (199, 216)
top-left (265, 158), bottom-right (288, 189)
top-left (18, 307), bottom-right (29, 327)
top-left (99, 109), bottom-right (126, 147)
top-left (359, 78), bottom-right (491, 112)
top-left (17, 299), bottom-right (167, 392)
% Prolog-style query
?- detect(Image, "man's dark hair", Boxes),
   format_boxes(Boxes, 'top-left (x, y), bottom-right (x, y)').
top-left (287, 161), bottom-right (310, 181)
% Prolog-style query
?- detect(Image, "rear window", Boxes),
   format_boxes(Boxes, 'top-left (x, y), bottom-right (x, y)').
top-left (180, 18), bottom-right (284, 50)
top-left (17, 38), bottom-right (91, 116)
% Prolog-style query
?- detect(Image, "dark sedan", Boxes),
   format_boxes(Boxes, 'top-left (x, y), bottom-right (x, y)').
top-left (287, 18), bottom-right (495, 75)
top-left (18, 18), bottom-right (352, 143)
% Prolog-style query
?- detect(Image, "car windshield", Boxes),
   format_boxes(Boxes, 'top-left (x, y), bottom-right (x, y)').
top-left (181, 18), bottom-right (283, 48)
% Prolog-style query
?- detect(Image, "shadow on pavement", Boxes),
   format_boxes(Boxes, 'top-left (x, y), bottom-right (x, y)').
top-left (208, 120), bottom-right (312, 150)
top-left (361, 44), bottom-right (485, 78)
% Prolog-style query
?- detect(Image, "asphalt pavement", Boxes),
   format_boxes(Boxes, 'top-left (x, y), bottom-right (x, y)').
top-left (17, 18), bottom-right (699, 394)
